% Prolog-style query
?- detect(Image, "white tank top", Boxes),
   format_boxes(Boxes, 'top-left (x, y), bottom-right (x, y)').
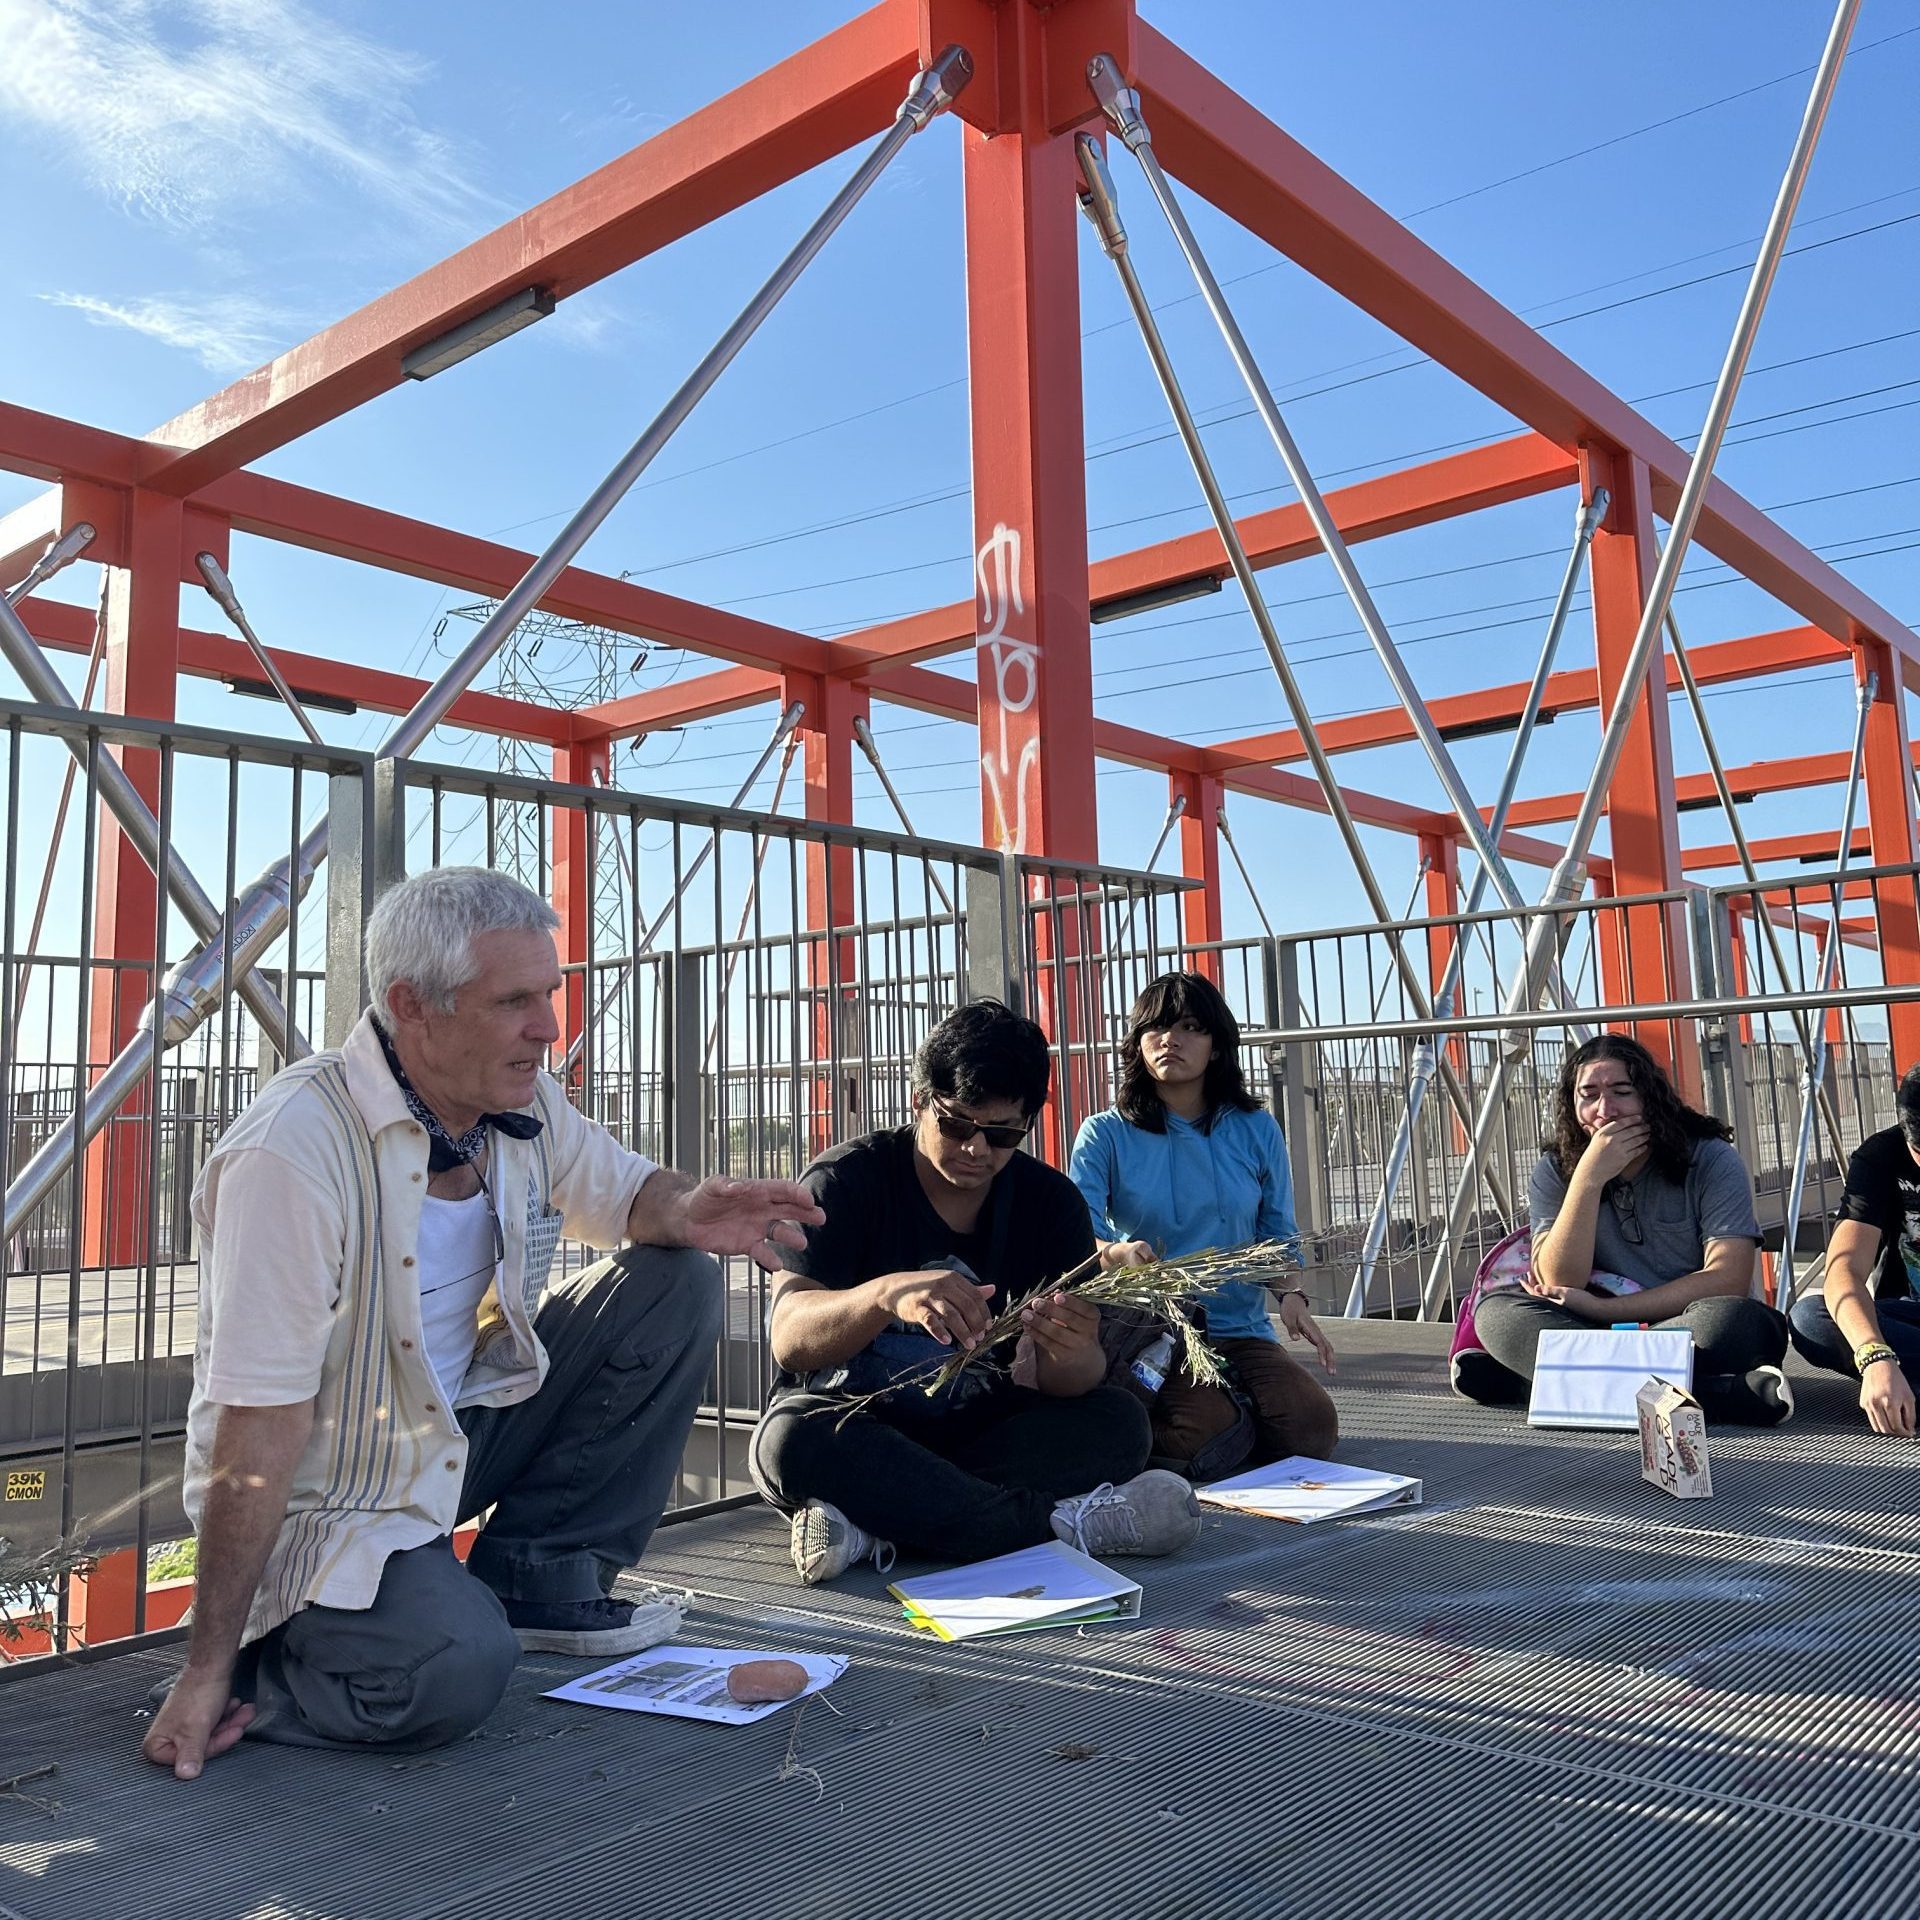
top-left (415, 1189), bottom-right (499, 1401)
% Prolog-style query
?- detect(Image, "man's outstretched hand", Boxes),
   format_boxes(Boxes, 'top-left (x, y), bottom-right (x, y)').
top-left (142, 1665), bottom-right (255, 1781)
top-left (675, 1176), bottom-right (825, 1270)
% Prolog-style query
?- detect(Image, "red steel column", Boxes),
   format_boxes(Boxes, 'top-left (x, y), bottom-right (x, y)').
top-left (1580, 445), bottom-right (1700, 1096)
top-left (1172, 772), bottom-right (1223, 975)
top-left (84, 490), bottom-right (183, 1269)
top-left (963, 114), bottom-right (1098, 1155)
top-left (962, 113), bottom-right (1097, 867)
top-left (793, 675), bottom-right (865, 1155)
top-left (551, 737), bottom-right (610, 1091)
top-left (1854, 640), bottom-right (1920, 1066)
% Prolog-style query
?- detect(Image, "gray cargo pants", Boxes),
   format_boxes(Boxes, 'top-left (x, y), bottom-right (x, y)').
top-left (237, 1244), bottom-right (721, 1751)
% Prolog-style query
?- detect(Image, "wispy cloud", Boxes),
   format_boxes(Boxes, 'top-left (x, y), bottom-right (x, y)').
top-left (544, 283), bottom-right (658, 358)
top-left (0, 0), bottom-right (496, 235)
top-left (38, 289), bottom-right (304, 372)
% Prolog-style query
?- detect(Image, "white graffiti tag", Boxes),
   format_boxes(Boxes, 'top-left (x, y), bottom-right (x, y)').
top-left (975, 521), bottom-right (1041, 853)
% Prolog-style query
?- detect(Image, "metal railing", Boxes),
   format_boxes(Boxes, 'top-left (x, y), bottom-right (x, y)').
top-left (20, 689), bottom-right (1914, 1654)
top-left (1267, 863), bottom-right (1920, 1319)
top-left (0, 708), bottom-right (1200, 1650)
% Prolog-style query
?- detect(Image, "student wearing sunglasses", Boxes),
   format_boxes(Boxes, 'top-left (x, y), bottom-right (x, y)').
top-left (1460, 1032), bottom-right (1792, 1424)
top-left (752, 1000), bottom-right (1201, 1584)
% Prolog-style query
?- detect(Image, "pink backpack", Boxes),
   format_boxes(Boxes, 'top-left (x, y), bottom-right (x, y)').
top-left (1447, 1224), bottom-right (1532, 1382)
top-left (1446, 1224), bottom-right (1643, 1388)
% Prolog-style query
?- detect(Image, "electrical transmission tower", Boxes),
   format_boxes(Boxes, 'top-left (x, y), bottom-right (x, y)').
top-left (442, 599), bottom-right (659, 961)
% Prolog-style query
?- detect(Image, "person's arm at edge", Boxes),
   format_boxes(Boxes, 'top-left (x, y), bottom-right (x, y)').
top-left (1824, 1217), bottom-right (1891, 1351)
top-left (142, 1398), bottom-right (314, 1780)
top-left (1823, 1216), bottom-right (1917, 1434)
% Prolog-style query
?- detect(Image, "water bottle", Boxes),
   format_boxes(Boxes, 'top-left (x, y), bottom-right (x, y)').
top-left (1129, 1332), bottom-right (1175, 1398)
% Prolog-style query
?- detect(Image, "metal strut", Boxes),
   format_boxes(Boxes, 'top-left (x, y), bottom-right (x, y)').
top-left (5, 523), bottom-right (95, 607)
top-left (1778, 671), bottom-right (1876, 1304)
top-left (1664, 605), bottom-right (1847, 1170)
top-left (1344, 488), bottom-right (1608, 1316)
top-left (1216, 804), bottom-right (1275, 940)
top-left (14, 567), bottom-right (110, 1029)
top-left (561, 701), bottom-right (806, 1083)
top-left (706, 729), bottom-right (802, 1068)
top-left (0, 584), bottom-right (308, 1065)
top-left (1074, 134), bottom-right (1505, 1201)
top-left (1414, 0), bottom-right (1861, 1316)
top-left (1089, 58), bottom-right (1555, 949)
top-left (196, 554), bottom-right (327, 747)
top-left (1114, 792), bottom-right (1184, 958)
top-left (1, 47), bottom-right (973, 1246)
top-left (854, 716), bottom-right (955, 915)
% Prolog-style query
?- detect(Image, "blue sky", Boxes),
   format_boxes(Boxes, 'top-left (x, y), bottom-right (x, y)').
top-left (1, 0), bottom-right (1917, 959)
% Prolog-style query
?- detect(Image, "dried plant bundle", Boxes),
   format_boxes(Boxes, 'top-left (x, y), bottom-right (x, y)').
top-left (826, 1239), bottom-right (1300, 1423)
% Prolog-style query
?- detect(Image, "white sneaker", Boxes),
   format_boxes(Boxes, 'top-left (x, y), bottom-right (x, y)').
top-left (789, 1501), bottom-right (896, 1586)
top-left (1050, 1469), bottom-right (1202, 1559)
top-left (1749, 1363), bottom-right (1796, 1427)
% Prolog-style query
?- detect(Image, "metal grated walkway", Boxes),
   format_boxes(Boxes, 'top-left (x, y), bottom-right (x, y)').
top-left (4, 1321), bottom-right (1917, 1920)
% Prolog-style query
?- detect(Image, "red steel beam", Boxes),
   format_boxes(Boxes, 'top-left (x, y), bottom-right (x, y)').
top-left (832, 433), bottom-right (1575, 673)
top-left (127, 4), bottom-right (922, 497)
top-left (1682, 828), bottom-right (1870, 871)
top-left (1500, 741), bottom-right (1920, 831)
top-left (872, 660), bottom-right (1567, 865)
top-left (1133, 25), bottom-right (1920, 682)
top-left (1207, 625), bottom-right (1847, 771)
top-left (574, 665), bottom-right (781, 741)
top-left (199, 470), bottom-right (834, 677)
top-left (14, 596), bottom-right (573, 744)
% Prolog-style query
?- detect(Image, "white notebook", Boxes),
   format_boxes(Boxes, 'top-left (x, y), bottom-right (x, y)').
top-left (889, 1540), bottom-right (1143, 1641)
top-left (1197, 1454), bottom-right (1423, 1522)
top-left (1529, 1327), bottom-right (1694, 1430)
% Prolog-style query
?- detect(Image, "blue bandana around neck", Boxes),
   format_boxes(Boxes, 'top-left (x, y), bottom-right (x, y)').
top-left (372, 1018), bottom-right (543, 1174)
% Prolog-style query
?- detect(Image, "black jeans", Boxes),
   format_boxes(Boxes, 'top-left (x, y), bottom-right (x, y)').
top-left (239, 1244), bottom-right (721, 1750)
top-left (751, 1381), bottom-right (1150, 1563)
top-left (1469, 1290), bottom-right (1788, 1423)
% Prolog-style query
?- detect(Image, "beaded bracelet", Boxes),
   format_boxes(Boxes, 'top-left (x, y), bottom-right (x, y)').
top-left (1854, 1341), bottom-right (1900, 1372)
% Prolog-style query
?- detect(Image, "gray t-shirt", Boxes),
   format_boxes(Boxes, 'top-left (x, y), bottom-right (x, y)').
top-left (1527, 1137), bottom-right (1761, 1292)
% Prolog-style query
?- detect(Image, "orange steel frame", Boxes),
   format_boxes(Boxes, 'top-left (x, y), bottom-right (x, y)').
top-left (3, 0), bottom-right (1919, 1169)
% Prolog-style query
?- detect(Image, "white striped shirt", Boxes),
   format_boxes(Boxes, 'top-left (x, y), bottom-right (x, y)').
top-left (184, 1010), bottom-right (656, 1643)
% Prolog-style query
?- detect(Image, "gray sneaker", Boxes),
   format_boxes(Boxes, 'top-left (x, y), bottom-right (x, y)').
top-left (1050, 1469), bottom-right (1202, 1559)
top-left (506, 1587), bottom-right (690, 1656)
top-left (790, 1501), bottom-right (896, 1586)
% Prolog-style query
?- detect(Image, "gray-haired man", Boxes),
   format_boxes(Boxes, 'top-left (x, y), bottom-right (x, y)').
top-left (143, 868), bottom-right (821, 1778)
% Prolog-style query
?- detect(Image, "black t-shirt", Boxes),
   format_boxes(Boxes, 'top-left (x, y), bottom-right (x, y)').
top-left (1836, 1125), bottom-right (1920, 1299)
top-left (787, 1125), bottom-right (1096, 1309)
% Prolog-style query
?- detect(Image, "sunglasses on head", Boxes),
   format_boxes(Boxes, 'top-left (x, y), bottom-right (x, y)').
top-left (929, 1101), bottom-right (1032, 1150)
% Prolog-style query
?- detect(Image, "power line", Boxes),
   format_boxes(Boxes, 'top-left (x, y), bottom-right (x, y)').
top-left (473, 27), bottom-right (1920, 534)
top-left (616, 200), bottom-right (1920, 595)
top-left (706, 330), bottom-right (1920, 612)
top-left (661, 469), bottom-right (1920, 760)
top-left (808, 370), bottom-right (1920, 637)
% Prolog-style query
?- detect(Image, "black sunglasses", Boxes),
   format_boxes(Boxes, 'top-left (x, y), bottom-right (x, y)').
top-left (1607, 1181), bottom-right (1644, 1246)
top-left (929, 1101), bottom-right (1032, 1150)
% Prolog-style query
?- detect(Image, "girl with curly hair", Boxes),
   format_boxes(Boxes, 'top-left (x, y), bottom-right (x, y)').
top-left (1458, 1033), bottom-right (1793, 1424)
top-left (1070, 972), bottom-right (1338, 1475)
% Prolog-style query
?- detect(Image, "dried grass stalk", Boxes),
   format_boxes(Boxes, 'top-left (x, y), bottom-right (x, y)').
top-left (826, 1239), bottom-right (1299, 1422)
